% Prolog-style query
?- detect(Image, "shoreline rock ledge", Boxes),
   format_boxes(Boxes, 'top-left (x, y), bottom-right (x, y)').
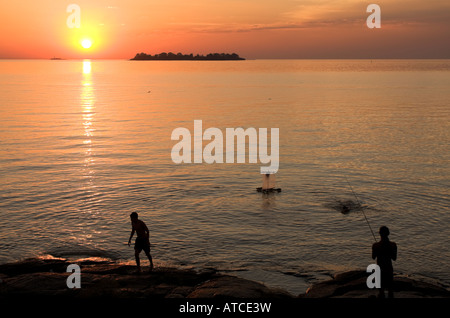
top-left (299, 270), bottom-right (450, 298)
top-left (1, 258), bottom-right (449, 299)
top-left (0, 258), bottom-right (291, 299)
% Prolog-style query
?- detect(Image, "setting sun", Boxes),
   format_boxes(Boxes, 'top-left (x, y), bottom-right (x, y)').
top-left (81, 39), bottom-right (92, 49)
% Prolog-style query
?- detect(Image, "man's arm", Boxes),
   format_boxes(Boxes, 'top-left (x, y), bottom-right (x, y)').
top-left (128, 227), bottom-right (135, 246)
top-left (143, 222), bottom-right (150, 240)
top-left (392, 243), bottom-right (397, 261)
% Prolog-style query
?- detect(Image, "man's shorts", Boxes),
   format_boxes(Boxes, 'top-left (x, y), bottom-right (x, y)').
top-left (134, 237), bottom-right (150, 254)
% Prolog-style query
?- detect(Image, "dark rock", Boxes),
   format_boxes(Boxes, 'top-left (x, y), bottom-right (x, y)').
top-left (0, 258), bottom-right (290, 299)
top-left (300, 270), bottom-right (450, 298)
top-left (2, 259), bottom-right (448, 299)
top-left (187, 276), bottom-right (292, 298)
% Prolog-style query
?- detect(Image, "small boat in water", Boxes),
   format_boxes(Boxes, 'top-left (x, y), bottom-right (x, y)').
top-left (256, 173), bottom-right (281, 193)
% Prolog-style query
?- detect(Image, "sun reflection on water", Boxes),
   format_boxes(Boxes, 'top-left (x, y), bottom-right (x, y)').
top-left (81, 60), bottom-right (94, 148)
top-left (80, 60), bottom-right (97, 208)
top-left (83, 60), bottom-right (92, 75)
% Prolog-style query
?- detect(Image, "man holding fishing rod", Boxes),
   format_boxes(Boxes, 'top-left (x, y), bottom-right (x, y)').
top-left (372, 226), bottom-right (397, 298)
top-left (344, 176), bottom-right (397, 298)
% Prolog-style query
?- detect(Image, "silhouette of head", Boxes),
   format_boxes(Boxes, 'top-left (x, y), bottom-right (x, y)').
top-left (379, 226), bottom-right (390, 239)
top-left (130, 212), bottom-right (138, 220)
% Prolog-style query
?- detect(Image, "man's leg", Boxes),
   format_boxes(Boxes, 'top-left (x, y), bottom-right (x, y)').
top-left (145, 251), bottom-right (153, 271)
top-left (387, 275), bottom-right (394, 298)
top-left (135, 250), bottom-right (141, 272)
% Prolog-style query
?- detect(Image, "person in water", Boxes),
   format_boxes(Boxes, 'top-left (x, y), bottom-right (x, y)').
top-left (372, 226), bottom-right (397, 298)
top-left (128, 212), bottom-right (154, 273)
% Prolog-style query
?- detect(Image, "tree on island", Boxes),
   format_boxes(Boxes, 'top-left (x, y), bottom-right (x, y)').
top-left (131, 52), bottom-right (245, 60)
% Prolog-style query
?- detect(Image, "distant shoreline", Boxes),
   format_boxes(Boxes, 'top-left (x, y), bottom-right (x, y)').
top-left (130, 52), bottom-right (245, 61)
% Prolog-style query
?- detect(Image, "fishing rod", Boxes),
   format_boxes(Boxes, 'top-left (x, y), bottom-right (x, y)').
top-left (344, 176), bottom-right (377, 242)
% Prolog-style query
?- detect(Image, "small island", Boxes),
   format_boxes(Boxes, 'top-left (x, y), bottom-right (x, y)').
top-left (130, 52), bottom-right (245, 61)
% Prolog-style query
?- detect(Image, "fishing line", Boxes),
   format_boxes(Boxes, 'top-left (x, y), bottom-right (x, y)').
top-left (344, 176), bottom-right (377, 242)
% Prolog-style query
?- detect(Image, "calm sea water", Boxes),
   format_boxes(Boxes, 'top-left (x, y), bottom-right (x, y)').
top-left (0, 59), bottom-right (449, 295)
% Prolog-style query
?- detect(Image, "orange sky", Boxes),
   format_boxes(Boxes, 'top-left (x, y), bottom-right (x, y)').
top-left (0, 0), bottom-right (449, 59)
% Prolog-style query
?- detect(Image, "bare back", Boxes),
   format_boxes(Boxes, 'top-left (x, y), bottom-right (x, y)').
top-left (132, 219), bottom-right (149, 239)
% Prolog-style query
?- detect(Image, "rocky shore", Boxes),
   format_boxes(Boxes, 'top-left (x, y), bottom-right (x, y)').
top-left (300, 270), bottom-right (450, 298)
top-left (0, 258), bottom-right (290, 299)
top-left (0, 258), bottom-right (449, 299)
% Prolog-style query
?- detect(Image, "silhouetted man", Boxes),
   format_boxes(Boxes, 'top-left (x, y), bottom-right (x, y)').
top-left (128, 212), bottom-right (154, 273)
top-left (372, 226), bottom-right (397, 298)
